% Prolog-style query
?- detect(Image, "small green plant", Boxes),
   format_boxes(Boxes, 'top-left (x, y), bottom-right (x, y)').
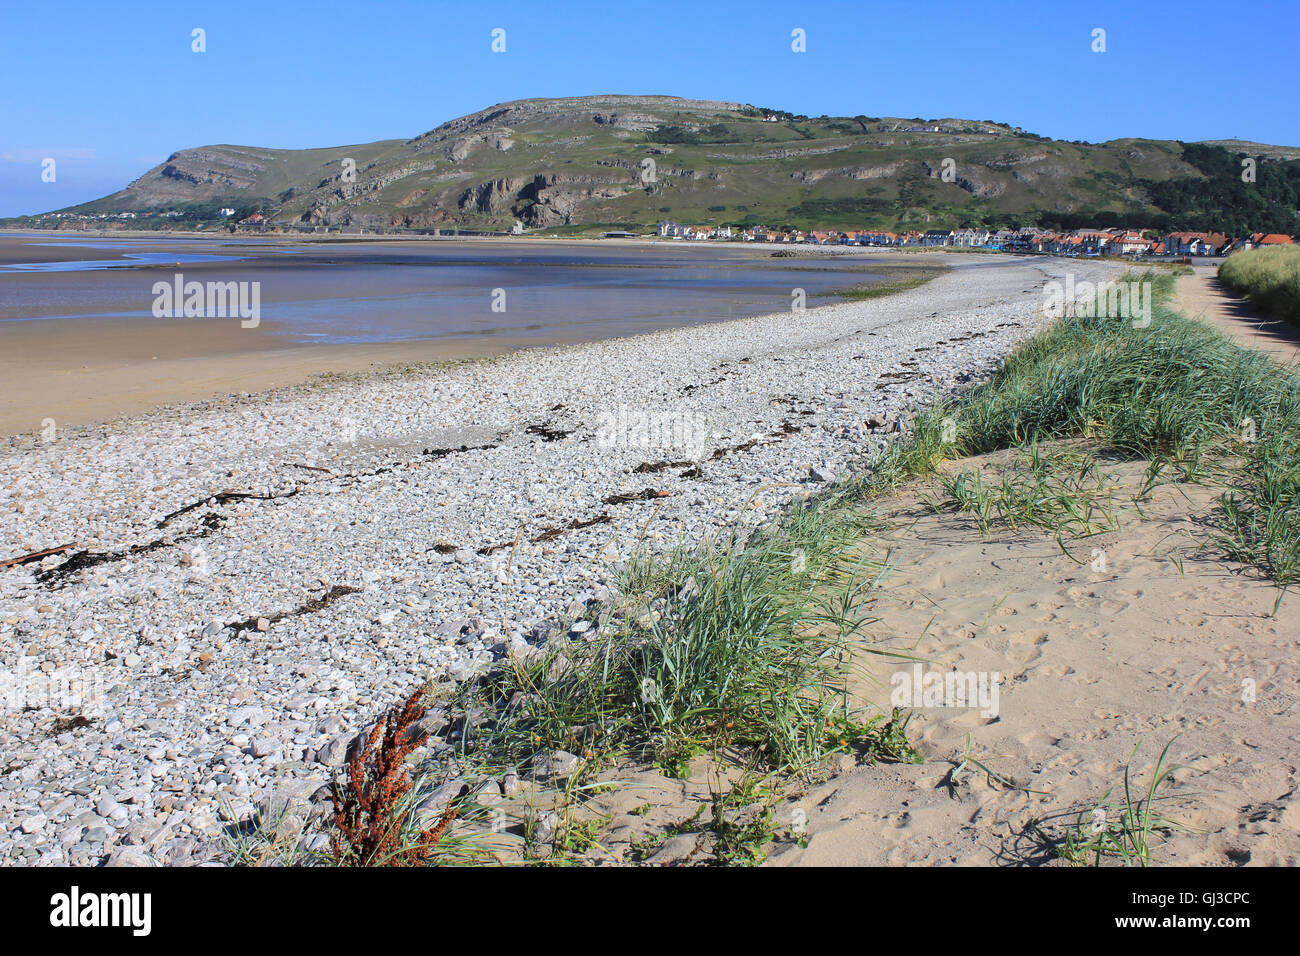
top-left (706, 773), bottom-right (779, 866)
top-left (655, 743), bottom-right (704, 780)
top-left (555, 814), bottom-right (607, 857)
top-left (944, 733), bottom-right (1044, 801)
top-left (1049, 740), bottom-right (1189, 867)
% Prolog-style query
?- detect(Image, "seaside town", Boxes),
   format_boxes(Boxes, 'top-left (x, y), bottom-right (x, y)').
top-left (657, 220), bottom-right (1297, 257)
top-left (22, 206), bottom-right (1297, 261)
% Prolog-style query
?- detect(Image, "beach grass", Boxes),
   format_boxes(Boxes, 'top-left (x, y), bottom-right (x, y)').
top-left (1040, 739), bottom-right (1190, 867)
top-left (927, 443), bottom-right (1123, 539)
top-left (841, 270), bottom-right (1300, 601)
top-left (462, 496), bottom-right (916, 780)
top-left (1218, 245), bottom-right (1300, 325)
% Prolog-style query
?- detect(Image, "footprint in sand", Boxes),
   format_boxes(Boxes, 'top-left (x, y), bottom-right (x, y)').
top-left (1009, 630), bottom-right (1049, 646)
top-left (950, 710), bottom-right (998, 729)
top-left (1196, 752), bottom-right (1235, 772)
top-left (1047, 751), bottom-right (1086, 769)
top-left (1038, 664), bottom-right (1077, 678)
top-left (1017, 730), bottom-right (1062, 749)
top-left (1006, 644), bottom-right (1043, 667)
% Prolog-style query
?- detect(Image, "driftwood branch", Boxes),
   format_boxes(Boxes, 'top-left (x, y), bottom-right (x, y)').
top-left (157, 488), bottom-right (298, 527)
top-left (0, 544), bottom-right (74, 570)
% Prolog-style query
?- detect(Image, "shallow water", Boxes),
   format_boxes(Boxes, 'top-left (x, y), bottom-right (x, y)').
top-left (0, 235), bottom-right (887, 345)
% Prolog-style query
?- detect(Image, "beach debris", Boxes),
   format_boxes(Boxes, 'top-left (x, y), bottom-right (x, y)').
top-left (158, 488), bottom-right (299, 528)
top-left (632, 459), bottom-right (695, 474)
top-left (525, 422), bottom-right (576, 442)
top-left (225, 584), bottom-right (362, 638)
top-left (602, 488), bottom-right (671, 504)
top-left (0, 543), bottom-right (73, 569)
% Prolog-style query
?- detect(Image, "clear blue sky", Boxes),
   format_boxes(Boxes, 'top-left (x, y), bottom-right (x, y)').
top-left (2, 0), bottom-right (1296, 217)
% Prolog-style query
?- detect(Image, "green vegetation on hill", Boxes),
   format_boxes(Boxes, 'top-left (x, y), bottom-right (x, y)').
top-left (1143, 143), bottom-right (1300, 235)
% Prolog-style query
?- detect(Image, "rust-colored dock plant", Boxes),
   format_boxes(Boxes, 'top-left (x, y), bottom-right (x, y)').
top-left (330, 687), bottom-right (456, 865)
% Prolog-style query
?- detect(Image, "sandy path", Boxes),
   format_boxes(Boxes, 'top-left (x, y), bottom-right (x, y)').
top-left (1174, 269), bottom-right (1300, 366)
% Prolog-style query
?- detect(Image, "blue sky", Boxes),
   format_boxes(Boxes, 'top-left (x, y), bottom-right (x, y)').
top-left (2, 0), bottom-right (1296, 217)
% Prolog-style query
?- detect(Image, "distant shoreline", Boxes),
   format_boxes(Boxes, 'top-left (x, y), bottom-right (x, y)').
top-left (0, 227), bottom-right (902, 255)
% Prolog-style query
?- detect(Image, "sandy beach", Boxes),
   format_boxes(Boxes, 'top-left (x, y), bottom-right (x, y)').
top-left (575, 452), bottom-right (1299, 867)
top-left (0, 313), bottom-right (512, 438)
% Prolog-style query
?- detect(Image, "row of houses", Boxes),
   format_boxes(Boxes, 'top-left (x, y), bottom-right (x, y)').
top-left (656, 220), bottom-right (1296, 256)
top-left (1011, 229), bottom-right (1294, 257)
top-left (656, 222), bottom-right (733, 240)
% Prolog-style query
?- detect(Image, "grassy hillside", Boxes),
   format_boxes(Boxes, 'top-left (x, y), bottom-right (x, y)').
top-left (18, 95), bottom-right (1300, 235)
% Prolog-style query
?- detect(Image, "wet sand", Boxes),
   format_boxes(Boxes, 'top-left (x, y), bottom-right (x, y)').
top-left (0, 313), bottom-right (512, 438)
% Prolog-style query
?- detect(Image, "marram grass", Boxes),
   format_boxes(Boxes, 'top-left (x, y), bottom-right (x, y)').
top-left (842, 272), bottom-right (1300, 597)
top-left (1218, 244), bottom-right (1300, 325)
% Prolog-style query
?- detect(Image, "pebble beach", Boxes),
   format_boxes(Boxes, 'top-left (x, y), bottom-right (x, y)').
top-left (0, 252), bottom-right (1123, 865)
